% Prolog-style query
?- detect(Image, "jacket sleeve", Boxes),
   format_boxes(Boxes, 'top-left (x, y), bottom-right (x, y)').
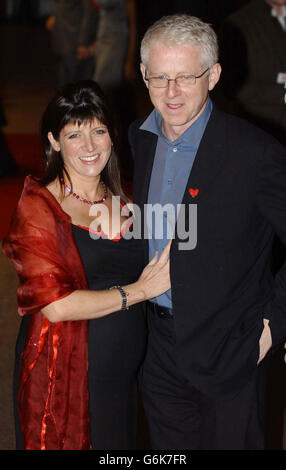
top-left (256, 138), bottom-right (286, 347)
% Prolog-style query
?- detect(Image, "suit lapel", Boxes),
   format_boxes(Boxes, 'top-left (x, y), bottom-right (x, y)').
top-left (173, 107), bottom-right (228, 247)
top-left (181, 107), bottom-right (227, 206)
top-left (134, 129), bottom-right (158, 206)
top-left (132, 128), bottom-right (158, 260)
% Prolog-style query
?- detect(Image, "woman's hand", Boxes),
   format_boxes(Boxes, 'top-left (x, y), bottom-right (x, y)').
top-left (136, 240), bottom-right (171, 300)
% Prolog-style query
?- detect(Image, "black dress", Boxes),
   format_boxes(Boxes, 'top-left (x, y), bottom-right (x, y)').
top-left (72, 224), bottom-right (147, 450)
top-left (14, 222), bottom-right (147, 450)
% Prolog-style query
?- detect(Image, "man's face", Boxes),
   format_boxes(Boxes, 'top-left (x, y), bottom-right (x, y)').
top-left (141, 41), bottom-right (221, 141)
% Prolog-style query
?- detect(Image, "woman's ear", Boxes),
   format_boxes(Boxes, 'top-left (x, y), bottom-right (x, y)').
top-left (47, 132), bottom-right (61, 152)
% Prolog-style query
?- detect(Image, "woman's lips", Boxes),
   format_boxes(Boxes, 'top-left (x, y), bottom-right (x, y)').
top-left (79, 154), bottom-right (100, 164)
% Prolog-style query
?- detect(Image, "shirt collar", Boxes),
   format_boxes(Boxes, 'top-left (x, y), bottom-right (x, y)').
top-left (140, 98), bottom-right (213, 149)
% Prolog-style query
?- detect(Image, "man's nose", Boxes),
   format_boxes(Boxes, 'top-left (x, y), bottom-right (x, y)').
top-left (166, 79), bottom-right (181, 98)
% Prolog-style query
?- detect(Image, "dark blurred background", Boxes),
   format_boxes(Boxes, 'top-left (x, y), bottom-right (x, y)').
top-left (0, 0), bottom-right (285, 450)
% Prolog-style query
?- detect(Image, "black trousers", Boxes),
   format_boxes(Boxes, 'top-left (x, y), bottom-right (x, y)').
top-left (141, 303), bottom-right (269, 450)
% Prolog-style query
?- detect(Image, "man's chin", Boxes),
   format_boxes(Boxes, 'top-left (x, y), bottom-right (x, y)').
top-left (164, 116), bottom-right (197, 128)
top-left (163, 116), bottom-right (190, 128)
top-left (162, 119), bottom-right (195, 140)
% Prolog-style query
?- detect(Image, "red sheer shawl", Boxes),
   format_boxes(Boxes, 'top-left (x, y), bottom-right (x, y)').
top-left (2, 176), bottom-right (91, 450)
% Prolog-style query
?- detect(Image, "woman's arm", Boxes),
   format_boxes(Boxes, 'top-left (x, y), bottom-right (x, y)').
top-left (42, 242), bottom-right (171, 323)
top-left (3, 179), bottom-right (170, 324)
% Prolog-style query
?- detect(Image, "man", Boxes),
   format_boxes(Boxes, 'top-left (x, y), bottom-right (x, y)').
top-left (91, 0), bottom-right (137, 96)
top-left (46, 0), bottom-right (98, 86)
top-left (220, 0), bottom-right (286, 146)
top-left (129, 14), bottom-right (286, 449)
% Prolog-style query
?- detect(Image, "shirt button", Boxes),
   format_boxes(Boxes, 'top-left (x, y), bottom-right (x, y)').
top-left (173, 147), bottom-right (177, 152)
top-left (168, 180), bottom-right (172, 185)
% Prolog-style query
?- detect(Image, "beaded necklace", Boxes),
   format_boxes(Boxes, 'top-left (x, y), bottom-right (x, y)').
top-left (62, 180), bottom-right (108, 205)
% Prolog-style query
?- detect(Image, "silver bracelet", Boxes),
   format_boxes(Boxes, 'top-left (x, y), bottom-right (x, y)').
top-left (109, 285), bottom-right (129, 310)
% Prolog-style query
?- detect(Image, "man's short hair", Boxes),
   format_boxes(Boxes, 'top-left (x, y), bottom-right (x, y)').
top-left (140, 14), bottom-right (219, 69)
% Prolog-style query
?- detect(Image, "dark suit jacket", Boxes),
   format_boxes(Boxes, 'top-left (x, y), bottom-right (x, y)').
top-left (129, 105), bottom-right (286, 396)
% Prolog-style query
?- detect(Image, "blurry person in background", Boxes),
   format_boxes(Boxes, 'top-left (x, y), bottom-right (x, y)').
top-left (219, 0), bottom-right (286, 146)
top-left (76, 0), bottom-right (138, 98)
top-left (46, 0), bottom-right (98, 86)
top-left (92, 0), bottom-right (138, 96)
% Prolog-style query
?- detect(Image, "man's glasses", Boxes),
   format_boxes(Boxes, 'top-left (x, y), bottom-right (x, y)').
top-left (144, 68), bottom-right (209, 88)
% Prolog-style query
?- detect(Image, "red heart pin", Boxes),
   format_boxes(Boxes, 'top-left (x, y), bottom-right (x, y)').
top-left (189, 188), bottom-right (199, 198)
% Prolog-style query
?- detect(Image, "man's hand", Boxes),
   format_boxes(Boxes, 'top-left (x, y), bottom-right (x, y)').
top-left (257, 318), bottom-right (272, 364)
top-left (77, 43), bottom-right (96, 60)
top-left (46, 15), bottom-right (56, 31)
top-left (77, 45), bottom-right (90, 60)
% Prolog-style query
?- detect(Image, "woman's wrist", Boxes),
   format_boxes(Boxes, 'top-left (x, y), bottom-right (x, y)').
top-left (109, 285), bottom-right (129, 310)
top-left (123, 281), bottom-right (146, 306)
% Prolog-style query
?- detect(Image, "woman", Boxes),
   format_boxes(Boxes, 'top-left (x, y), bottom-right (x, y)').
top-left (3, 81), bottom-right (170, 450)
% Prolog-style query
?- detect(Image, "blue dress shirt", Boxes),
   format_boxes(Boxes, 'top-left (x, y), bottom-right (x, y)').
top-left (140, 99), bottom-right (213, 307)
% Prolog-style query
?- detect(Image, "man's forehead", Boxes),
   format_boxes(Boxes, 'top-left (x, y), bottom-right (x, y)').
top-left (148, 39), bottom-right (201, 53)
top-left (146, 41), bottom-right (203, 69)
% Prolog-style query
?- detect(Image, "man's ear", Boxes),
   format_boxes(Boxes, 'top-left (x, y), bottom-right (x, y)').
top-left (140, 63), bottom-right (149, 88)
top-left (208, 63), bottom-right (222, 91)
top-left (47, 131), bottom-right (61, 152)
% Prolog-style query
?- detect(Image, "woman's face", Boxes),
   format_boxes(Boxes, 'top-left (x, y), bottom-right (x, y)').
top-left (48, 117), bottom-right (112, 179)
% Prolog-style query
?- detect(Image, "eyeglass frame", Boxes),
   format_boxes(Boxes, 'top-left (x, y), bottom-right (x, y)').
top-left (144, 67), bottom-right (210, 88)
